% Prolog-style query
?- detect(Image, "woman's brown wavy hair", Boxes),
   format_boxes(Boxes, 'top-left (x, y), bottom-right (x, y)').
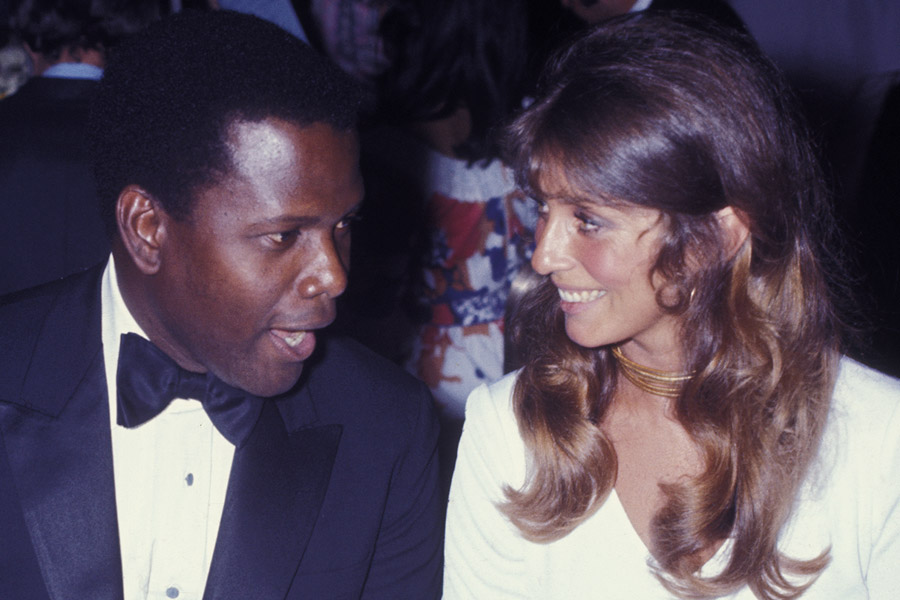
top-left (500, 12), bottom-right (846, 599)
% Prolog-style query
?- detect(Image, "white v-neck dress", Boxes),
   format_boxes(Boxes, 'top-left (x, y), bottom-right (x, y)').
top-left (444, 358), bottom-right (900, 598)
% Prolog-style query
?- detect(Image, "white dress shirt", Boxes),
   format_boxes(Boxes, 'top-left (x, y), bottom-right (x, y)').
top-left (100, 257), bottom-right (235, 600)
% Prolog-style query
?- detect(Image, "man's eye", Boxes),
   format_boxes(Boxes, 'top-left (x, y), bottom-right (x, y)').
top-left (336, 213), bottom-right (361, 231)
top-left (266, 231), bottom-right (298, 245)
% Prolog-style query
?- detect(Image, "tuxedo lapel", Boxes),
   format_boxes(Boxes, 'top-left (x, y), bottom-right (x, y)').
top-left (1, 356), bottom-right (124, 599)
top-left (203, 399), bottom-right (342, 600)
top-left (0, 268), bottom-right (124, 599)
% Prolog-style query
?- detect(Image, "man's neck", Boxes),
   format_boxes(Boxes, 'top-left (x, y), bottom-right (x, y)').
top-left (41, 62), bottom-right (104, 81)
top-left (27, 45), bottom-right (105, 76)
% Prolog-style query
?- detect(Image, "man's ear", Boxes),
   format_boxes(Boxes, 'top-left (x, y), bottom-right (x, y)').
top-left (715, 206), bottom-right (750, 260)
top-left (116, 185), bottom-right (167, 275)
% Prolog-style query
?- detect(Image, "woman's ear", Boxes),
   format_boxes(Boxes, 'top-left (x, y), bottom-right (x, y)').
top-left (116, 185), bottom-right (168, 275)
top-left (715, 206), bottom-right (750, 260)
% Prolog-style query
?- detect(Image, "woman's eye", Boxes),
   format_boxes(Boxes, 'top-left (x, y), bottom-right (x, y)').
top-left (575, 212), bottom-right (602, 233)
top-left (535, 199), bottom-right (549, 216)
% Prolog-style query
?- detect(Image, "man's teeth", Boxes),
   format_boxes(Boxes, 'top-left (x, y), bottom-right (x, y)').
top-left (283, 331), bottom-right (307, 347)
top-left (558, 289), bottom-right (604, 303)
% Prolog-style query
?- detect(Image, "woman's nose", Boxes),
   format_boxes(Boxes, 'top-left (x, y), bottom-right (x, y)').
top-left (531, 213), bottom-right (574, 276)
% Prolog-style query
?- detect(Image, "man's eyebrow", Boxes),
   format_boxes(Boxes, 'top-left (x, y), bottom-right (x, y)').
top-left (254, 202), bottom-right (364, 228)
top-left (344, 201), bottom-right (364, 216)
top-left (255, 215), bottom-right (322, 227)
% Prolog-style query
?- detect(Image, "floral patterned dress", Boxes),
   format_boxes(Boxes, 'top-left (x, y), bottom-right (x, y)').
top-left (395, 141), bottom-right (536, 420)
top-left (359, 127), bottom-right (536, 420)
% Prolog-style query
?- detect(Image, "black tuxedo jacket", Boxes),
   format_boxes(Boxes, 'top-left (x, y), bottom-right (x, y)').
top-left (0, 267), bottom-right (443, 599)
top-left (0, 76), bottom-right (110, 295)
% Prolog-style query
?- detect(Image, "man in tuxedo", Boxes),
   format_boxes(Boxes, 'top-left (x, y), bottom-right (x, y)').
top-left (0, 10), bottom-right (443, 599)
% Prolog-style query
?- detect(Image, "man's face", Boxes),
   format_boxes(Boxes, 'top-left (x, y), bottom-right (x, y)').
top-left (151, 118), bottom-right (363, 396)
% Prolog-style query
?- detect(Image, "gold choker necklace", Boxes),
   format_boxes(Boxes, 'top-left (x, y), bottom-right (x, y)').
top-left (611, 346), bottom-right (693, 399)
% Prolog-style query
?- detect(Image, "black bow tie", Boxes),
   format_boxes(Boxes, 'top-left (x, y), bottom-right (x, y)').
top-left (116, 333), bottom-right (263, 447)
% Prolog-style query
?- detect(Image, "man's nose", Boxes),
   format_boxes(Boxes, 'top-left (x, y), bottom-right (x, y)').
top-left (297, 234), bottom-right (349, 299)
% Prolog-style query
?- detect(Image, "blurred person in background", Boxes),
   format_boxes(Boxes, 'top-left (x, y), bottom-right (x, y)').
top-left (0, 0), bottom-right (157, 295)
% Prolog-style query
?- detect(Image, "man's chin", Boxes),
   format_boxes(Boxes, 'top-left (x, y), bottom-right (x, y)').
top-left (226, 363), bottom-right (305, 398)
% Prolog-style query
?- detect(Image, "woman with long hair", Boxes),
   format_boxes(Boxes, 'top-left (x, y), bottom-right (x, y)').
top-left (444, 13), bottom-right (900, 599)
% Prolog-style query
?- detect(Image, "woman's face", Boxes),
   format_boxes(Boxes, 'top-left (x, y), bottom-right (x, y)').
top-left (531, 167), bottom-right (682, 362)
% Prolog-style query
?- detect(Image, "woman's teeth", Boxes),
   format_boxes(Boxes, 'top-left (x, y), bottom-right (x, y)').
top-left (558, 289), bottom-right (604, 303)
